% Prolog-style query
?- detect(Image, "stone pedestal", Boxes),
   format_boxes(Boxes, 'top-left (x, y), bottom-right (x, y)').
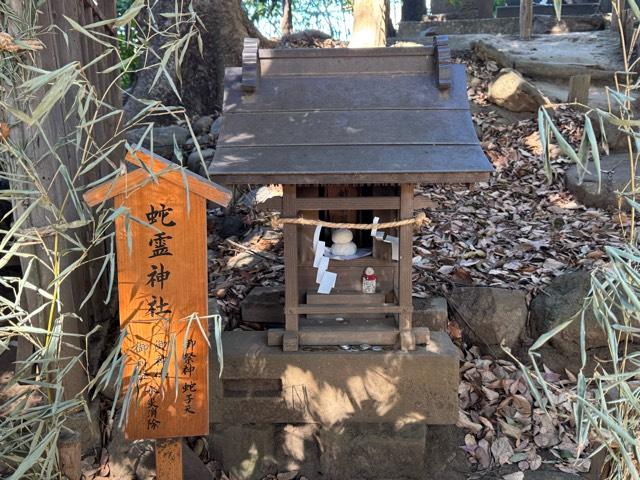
top-left (209, 331), bottom-right (461, 479)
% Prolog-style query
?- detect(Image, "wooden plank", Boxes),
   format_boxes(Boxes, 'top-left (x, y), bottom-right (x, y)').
top-left (260, 54), bottom-right (431, 77)
top-left (210, 144), bottom-right (493, 185)
top-left (156, 439), bottom-right (182, 480)
top-left (399, 184), bottom-right (415, 351)
top-left (85, 150), bottom-right (232, 207)
top-left (126, 149), bottom-right (232, 205)
top-left (290, 304), bottom-right (406, 315)
top-left (283, 185), bottom-right (299, 350)
top-left (223, 66), bottom-right (472, 113)
top-left (83, 168), bottom-right (154, 207)
top-left (267, 326), bottom-right (429, 346)
top-left (218, 110), bottom-right (478, 148)
top-left (259, 46), bottom-right (434, 58)
top-left (115, 183), bottom-right (209, 440)
top-left (295, 196), bottom-right (400, 211)
top-left (306, 292), bottom-right (386, 304)
top-left (307, 292), bottom-right (386, 319)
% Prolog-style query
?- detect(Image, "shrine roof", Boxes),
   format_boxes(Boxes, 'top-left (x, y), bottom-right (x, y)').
top-left (209, 39), bottom-right (493, 185)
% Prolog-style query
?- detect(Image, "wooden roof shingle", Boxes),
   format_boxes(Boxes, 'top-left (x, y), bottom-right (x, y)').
top-left (209, 37), bottom-right (493, 185)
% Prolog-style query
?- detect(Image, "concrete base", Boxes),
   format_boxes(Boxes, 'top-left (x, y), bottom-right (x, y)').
top-left (209, 423), bottom-right (469, 480)
top-left (210, 331), bottom-right (459, 426)
top-left (210, 326), bottom-right (461, 479)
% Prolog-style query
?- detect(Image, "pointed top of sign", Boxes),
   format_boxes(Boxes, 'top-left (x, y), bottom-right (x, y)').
top-left (83, 147), bottom-right (232, 208)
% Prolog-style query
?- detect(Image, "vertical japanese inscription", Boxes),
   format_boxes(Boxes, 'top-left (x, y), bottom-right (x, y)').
top-left (115, 179), bottom-right (209, 440)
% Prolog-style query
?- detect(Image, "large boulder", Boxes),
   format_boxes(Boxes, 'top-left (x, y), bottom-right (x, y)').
top-left (565, 154), bottom-right (633, 211)
top-left (124, 125), bottom-right (190, 159)
top-left (530, 270), bottom-right (607, 355)
top-left (448, 286), bottom-right (527, 352)
top-left (488, 69), bottom-right (549, 113)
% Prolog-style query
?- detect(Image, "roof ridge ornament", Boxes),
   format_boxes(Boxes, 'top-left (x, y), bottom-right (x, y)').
top-left (242, 37), bottom-right (260, 93)
top-left (433, 35), bottom-right (451, 90)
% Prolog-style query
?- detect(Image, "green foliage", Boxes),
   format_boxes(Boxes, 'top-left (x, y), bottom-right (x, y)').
top-left (243, 0), bottom-right (355, 39)
top-left (532, 6), bottom-right (640, 478)
top-left (0, 1), bottom-right (222, 477)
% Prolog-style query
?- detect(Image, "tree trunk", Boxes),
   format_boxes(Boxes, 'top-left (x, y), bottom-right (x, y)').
top-left (519, 0), bottom-right (533, 40)
top-left (281, 0), bottom-right (293, 36)
top-left (386, 0), bottom-right (396, 37)
top-left (401, 0), bottom-right (426, 21)
top-left (124, 0), bottom-right (270, 121)
top-left (350, 0), bottom-right (387, 48)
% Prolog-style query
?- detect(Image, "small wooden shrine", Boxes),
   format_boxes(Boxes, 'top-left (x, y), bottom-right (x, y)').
top-left (210, 37), bottom-right (492, 352)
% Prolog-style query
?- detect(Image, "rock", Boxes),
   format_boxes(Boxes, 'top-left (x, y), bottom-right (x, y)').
top-left (125, 125), bottom-right (189, 159)
top-left (210, 117), bottom-right (223, 139)
top-left (216, 214), bottom-right (248, 239)
top-left (449, 286), bottom-right (527, 352)
top-left (530, 270), bottom-right (610, 355)
top-left (412, 296), bottom-right (448, 331)
top-left (487, 69), bottom-right (549, 113)
top-left (187, 148), bottom-right (216, 175)
top-left (472, 32), bottom-right (623, 82)
top-left (565, 154), bottom-right (632, 211)
top-left (193, 115), bottom-right (214, 135)
top-left (532, 14), bottom-right (604, 35)
top-left (107, 427), bottom-right (154, 480)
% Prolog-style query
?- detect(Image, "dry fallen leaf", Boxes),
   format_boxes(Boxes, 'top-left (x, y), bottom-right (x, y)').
top-left (0, 122), bottom-right (9, 141)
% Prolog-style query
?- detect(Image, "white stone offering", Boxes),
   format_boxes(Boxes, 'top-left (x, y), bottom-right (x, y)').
top-left (330, 228), bottom-right (357, 256)
top-left (331, 241), bottom-right (357, 256)
top-left (331, 228), bottom-right (353, 244)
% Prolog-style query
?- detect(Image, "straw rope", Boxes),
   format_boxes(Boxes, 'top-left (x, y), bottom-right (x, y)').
top-left (272, 211), bottom-right (430, 230)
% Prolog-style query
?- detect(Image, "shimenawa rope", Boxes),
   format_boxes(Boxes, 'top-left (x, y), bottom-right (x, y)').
top-left (272, 212), bottom-right (430, 230)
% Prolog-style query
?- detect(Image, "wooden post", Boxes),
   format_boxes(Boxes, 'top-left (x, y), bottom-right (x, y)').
top-left (57, 430), bottom-right (81, 480)
top-left (156, 438), bottom-right (183, 480)
top-left (519, 0), bottom-right (533, 40)
top-left (283, 184), bottom-right (299, 351)
top-left (399, 184), bottom-right (416, 351)
top-left (84, 149), bottom-right (231, 478)
top-left (567, 74), bottom-right (591, 104)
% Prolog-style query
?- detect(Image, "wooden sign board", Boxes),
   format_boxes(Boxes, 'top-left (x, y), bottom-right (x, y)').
top-left (84, 149), bottom-right (231, 443)
top-left (115, 179), bottom-right (209, 439)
